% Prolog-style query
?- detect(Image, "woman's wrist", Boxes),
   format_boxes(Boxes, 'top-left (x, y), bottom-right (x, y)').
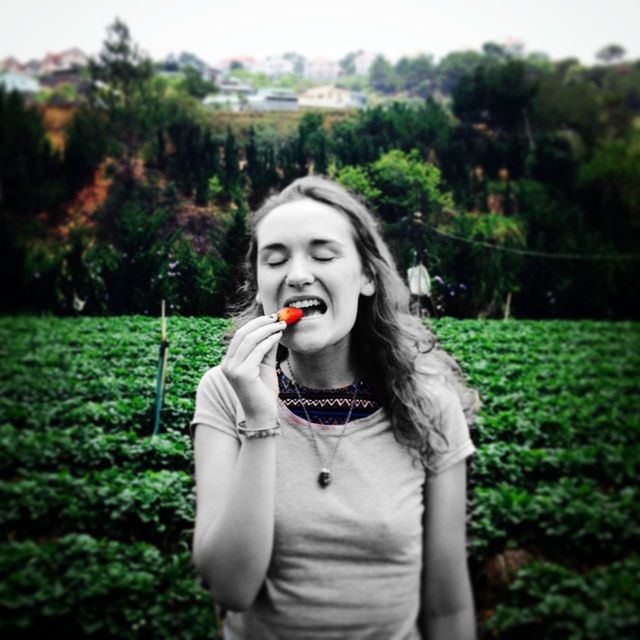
top-left (243, 415), bottom-right (278, 428)
top-left (238, 418), bottom-right (281, 439)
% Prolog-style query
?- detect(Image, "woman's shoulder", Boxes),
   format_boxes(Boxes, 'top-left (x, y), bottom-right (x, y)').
top-left (197, 363), bottom-right (225, 385)
top-left (195, 364), bottom-right (237, 402)
top-left (412, 350), bottom-right (449, 390)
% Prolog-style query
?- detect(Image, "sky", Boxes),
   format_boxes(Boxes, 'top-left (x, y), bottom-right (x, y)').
top-left (1, 0), bottom-right (639, 66)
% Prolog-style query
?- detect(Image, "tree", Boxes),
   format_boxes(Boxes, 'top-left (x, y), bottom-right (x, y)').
top-left (453, 61), bottom-right (537, 134)
top-left (482, 41), bottom-right (509, 60)
top-left (296, 112), bottom-right (328, 175)
top-left (63, 106), bottom-right (109, 194)
top-left (337, 149), bottom-right (454, 223)
top-left (87, 18), bottom-right (155, 183)
top-left (282, 52), bottom-right (305, 75)
top-left (179, 66), bottom-right (217, 99)
top-left (339, 50), bottom-right (362, 76)
top-left (0, 87), bottom-right (66, 216)
top-left (596, 44), bottom-right (626, 65)
top-left (369, 149), bottom-right (454, 221)
top-left (369, 55), bottom-right (399, 94)
top-left (222, 127), bottom-right (244, 204)
top-left (397, 54), bottom-right (436, 98)
top-left (88, 19), bottom-right (154, 112)
top-left (436, 50), bottom-right (484, 95)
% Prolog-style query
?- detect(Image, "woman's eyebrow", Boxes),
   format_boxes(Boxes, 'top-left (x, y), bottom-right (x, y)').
top-left (259, 239), bottom-right (345, 253)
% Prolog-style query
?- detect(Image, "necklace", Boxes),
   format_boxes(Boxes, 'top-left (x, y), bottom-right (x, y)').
top-left (284, 355), bottom-right (359, 489)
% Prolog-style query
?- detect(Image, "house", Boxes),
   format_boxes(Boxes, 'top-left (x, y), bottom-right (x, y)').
top-left (24, 59), bottom-right (43, 76)
top-left (217, 56), bottom-right (259, 73)
top-left (255, 55), bottom-right (295, 78)
top-left (0, 57), bottom-right (23, 73)
top-left (304, 57), bottom-right (340, 83)
top-left (353, 51), bottom-right (377, 76)
top-left (217, 78), bottom-right (254, 97)
top-left (40, 48), bottom-right (89, 74)
top-left (299, 85), bottom-right (366, 109)
top-left (247, 87), bottom-right (298, 111)
top-left (0, 71), bottom-right (41, 95)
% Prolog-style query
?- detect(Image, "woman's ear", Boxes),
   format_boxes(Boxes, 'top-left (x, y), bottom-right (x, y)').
top-left (255, 292), bottom-right (261, 305)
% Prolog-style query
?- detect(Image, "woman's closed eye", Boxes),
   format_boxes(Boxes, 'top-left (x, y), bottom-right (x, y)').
top-left (266, 256), bottom-right (335, 266)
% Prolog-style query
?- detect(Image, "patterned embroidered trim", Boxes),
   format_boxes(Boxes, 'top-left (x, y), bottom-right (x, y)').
top-left (276, 362), bottom-right (381, 425)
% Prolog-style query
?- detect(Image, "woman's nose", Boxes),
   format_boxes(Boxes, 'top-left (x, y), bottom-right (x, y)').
top-left (285, 255), bottom-right (314, 287)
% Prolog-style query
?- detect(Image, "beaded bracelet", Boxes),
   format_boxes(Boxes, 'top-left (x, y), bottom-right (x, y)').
top-left (237, 420), bottom-right (281, 439)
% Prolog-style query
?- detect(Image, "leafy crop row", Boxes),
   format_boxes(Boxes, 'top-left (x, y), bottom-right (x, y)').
top-left (2, 468), bottom-right (194, 550)
top-left (471, 478), bottom-right (638, 562)
top-left (0, 533), bottom-right (216, 639)
top-left (1, 316), bottom-right (638, 638)
top-left (484, 554), bottom-right (640, 639)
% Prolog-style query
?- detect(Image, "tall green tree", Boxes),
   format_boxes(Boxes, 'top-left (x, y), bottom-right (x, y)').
top-left (369, 55), bottom-right (399, 94)
top-left (178, 66), bottom-right (217, 99)
top-left (222, 127), bottom-right (244, 204)
top-left (0, 87), bottom-right (65, 216)
top-left (87, 18), bottom-right (156, 184)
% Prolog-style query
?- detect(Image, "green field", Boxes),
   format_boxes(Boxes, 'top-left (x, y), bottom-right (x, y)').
top-left (1, 316), bottom-right (639, 639)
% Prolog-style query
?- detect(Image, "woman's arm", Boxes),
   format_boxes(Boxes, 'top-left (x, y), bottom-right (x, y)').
top-left (419, 458), bottom-right (477, 640)
top-left (191, 315), bottom-right (286, 611)
top-left (192, 422), bottom-right (277, 611)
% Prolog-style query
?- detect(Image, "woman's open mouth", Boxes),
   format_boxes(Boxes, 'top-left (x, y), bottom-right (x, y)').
top-left (286, 297), bottom-right (328, 318)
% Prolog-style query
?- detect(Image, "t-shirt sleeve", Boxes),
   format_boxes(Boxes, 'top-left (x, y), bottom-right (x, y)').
top-left (426, 382), bottom-right (477, 477)
top-left (188, 365), bottom-right (241, 446)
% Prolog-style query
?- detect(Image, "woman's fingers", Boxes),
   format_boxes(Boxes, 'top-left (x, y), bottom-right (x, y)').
top-left (231, 320), bottom-right (287, 366)
top-left (241, 330), bottom-right (283, 372)
top-left (225, 314), bottom-right (277, 360)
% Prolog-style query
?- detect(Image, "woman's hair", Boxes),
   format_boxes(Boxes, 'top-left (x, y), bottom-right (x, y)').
top-left (228, 175), bottom-right (482, 472)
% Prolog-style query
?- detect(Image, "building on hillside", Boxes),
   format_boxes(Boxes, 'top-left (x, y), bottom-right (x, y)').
top-left (304, 56), bottom-right (340, 83)
top-left (160, 52), bottom-right (221, 83)
top-left (217, 78), bottom-right (254, 97)
top-left (353, 51), bottom-right (377, 76)
top-left (201, 66), bottom-right (222, 83)
top-left (0, 57), bottom-right (23, 73)
top-left (502, 37), bottom-right (525, 57)
top-left (0, 71), bottom-right (41, 95)
top-left (298, 85), bottom-right (366, 109)
top-left (247, 87), bottom-right (298, 111)
top-left (23, 59), bottom-right (43, 76)
top-left (255, 55), bottom-right (295, 78)
top-left (217, 56), bottom-right (259, 73)
top-left (41, 48), bottom-right (89, 74)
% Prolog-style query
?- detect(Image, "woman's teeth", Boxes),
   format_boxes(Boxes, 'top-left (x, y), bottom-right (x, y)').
top-left (288, 299), bottom-right (327, 316)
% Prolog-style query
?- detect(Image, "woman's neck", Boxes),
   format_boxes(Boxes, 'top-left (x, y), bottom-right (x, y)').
top-left (286, 337), bottom-right (361, 390)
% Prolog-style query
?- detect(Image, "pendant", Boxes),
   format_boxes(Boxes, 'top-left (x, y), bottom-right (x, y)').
top-left (318, 468), bottom-right (331, 488)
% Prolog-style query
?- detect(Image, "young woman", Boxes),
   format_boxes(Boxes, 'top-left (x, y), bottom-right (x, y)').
top-left (190, 176), bottom-right (481, 640)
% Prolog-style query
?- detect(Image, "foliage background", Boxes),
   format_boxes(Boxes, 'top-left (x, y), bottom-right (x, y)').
top-left (1, 20), bottom-right (639, 320)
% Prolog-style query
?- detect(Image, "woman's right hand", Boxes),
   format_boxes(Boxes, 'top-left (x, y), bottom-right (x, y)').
top-left (220, 314), bottom-right (286, 424)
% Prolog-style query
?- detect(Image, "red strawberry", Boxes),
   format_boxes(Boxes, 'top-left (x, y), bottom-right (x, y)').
top-left (277, 306), bottom-right (304, 325)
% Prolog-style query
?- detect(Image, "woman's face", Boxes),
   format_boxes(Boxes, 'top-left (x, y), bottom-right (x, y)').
top-left (255, 197), bottom-right (373, 355)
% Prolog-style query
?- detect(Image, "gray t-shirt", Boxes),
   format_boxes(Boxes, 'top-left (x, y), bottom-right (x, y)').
top-left (190, 365), bottom-right (477, 640)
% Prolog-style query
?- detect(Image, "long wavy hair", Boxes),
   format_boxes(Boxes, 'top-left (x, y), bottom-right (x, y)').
top-left (227, 175), bottom-right (482, 473)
